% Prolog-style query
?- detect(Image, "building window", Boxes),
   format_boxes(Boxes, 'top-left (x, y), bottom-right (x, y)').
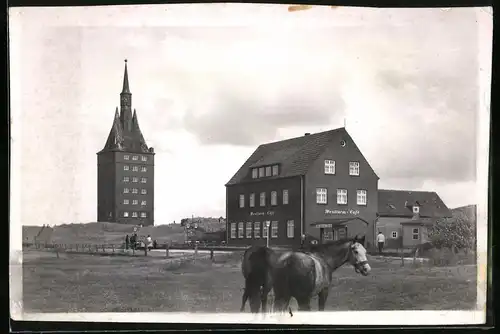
top-left (412, 228), bottom-right (419, 240)
top-left (287, 220), bottom-right (294, 238)
top-left (392, 231), bottom-right (398, 238)
top-left (246, 222), bottom-right (253, 238)
top-left (123, 199), bottom-right (129, 204)
top-left (262, 221), bottom-right (269, 238)
top-left (141, 200), bottom-right (146, 206)
top-left (283, 189), bottom-right (289, 205)
top-left (271, 191), bottom-right (277, 206)
top-left (272, 165), bottom-right (279, 176)
top-left (337, 189), bottom-right (348, 205)
top-left (132, 166), bottom-right (139, 172)
top-left (413, 206), bottom-right (420, 214)
top-left (141, 166), bottom-right (147, 172)
top-left (356, 190), bottom-right (367, 205)
top-left (141, 177), bottom-right (147, 183)
top-left (141, 156), bottom-right (147, 162)
top-left (132, 199), bottom-right (138, 205)
top-left (316, 188), bottom-right (327, 204)
top-left (132, 155), bottom-right (139, 161)
top-left (254, 222), bottom-right (261, 238)
top-left (349, 161), bottom-right (360, 176)
top-left (230, 223), bottom-right (237, 238)
top-left (265, 166), bottom-right (272, 177)
top-left (258, 167), bottom-right (265, 178)
top-left (132, 177), bottom-right (138, 183)
top-left (132, 212), bottom-right (138, 217)
top-left (123, 211), bottom-right (129, 217)
top-left (260, 192), bottom-right (266, 206)
top-left (124, 155), bottom-right (130, 160)
top-left (141, 212), bottom-right (147, 218)
top-left (238, 222), bottom-right (244, 238)
top-left (141, 189), bottom-right (147, 195)
top-left (124, 165), bottom-right (129, 171)
top-left (324, 159), bottom-right (336, 174)
top-left (271, 221), bottom-right (278, 238)
top-left (252, 168), bottom-right (258, 179)
top-left (239, 194), bottom-right (245, 208)
top-left (123, 188), bottom-right (129, 194)
top-left (123, 176), bottom-right (130, 182)
top-left (323, 231), bottom-right (334, 241)
top-left (249, 193), bottom-right (255, 207)
top-left (132, 188), bottom-right (138, 194)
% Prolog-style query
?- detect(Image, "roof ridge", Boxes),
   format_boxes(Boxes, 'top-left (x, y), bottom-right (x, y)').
top-left (259, 127), bottom-right (344, 147)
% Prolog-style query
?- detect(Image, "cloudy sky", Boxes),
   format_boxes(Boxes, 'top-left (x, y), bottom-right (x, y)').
top-left (9, 5), bottom-right (492, 227)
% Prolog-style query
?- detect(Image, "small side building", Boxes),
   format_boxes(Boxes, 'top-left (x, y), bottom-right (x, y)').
top-left (376, 189), bottom-right (452, 250)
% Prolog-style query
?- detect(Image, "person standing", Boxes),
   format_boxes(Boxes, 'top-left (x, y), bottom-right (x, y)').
top-left (125, 234), bottom-right (129, 250)
top-left (146, 235), bottom-right (152, 251)
top-left (376, 231), bottom-right (385, 254)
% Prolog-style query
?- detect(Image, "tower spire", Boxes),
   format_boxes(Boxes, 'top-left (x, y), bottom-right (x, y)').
top-left (122, 59), bottom-right (130, 94)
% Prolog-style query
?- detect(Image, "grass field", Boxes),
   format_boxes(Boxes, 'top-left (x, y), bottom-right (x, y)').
top-left (22, 250), bottom-right (477, 313)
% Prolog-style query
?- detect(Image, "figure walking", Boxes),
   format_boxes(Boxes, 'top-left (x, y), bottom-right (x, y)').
top-left (377, 231), bottom-right (385, 255)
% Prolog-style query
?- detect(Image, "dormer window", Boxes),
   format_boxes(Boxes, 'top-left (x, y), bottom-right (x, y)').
top-left (272, 165), bottom-right (279, 176)
top-left (252, 168), bottom-right (258, 179)
top-left (258, 167), bottom-right (265, 178)
top-left (265, 166), bottom-right (272, 177)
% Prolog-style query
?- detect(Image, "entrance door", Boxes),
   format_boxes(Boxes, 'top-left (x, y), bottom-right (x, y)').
top-left (322, 228), bottom-right (334, 243)
top-left (333, 227), bottom-right (347, 240)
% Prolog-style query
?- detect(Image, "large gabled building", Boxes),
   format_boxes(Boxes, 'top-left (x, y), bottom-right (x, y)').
top-left (225, 128), bottom-right (380, 248)
top-left (96, 60), bottom-right (155, 226)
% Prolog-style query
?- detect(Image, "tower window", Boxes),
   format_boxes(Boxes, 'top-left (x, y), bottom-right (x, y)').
top-left (132, 155), bottom-right (139, 161)
top-left (141, 166), bottom-right (147, 172)
top-left (141, 189), bottom-right (147, 194)
top-left (123, 212), bottom-right (129, 217)
top-left (132, 177), bottom-right (138, 183)
top-left (132, 166), bottom-right (139, 172)
top-left (124, 155), bottom-right (130, 160)
top-left (124, 165), bottom-right (129, 171)
top-left (141, 156), bottom-right (148, 162)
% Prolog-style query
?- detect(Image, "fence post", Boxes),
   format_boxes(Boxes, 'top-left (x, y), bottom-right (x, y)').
top-left (95, 245), bottom-right (99, 253)
top-left (210, 248), bottom-right (214, 261)
top-left (401, 249), bottom-right (405, 267)
top-left (112, 245), bottom-right (115, 253)
top-left (102, 244), bottom-right (106, 253)
top-left (166, 244), bottom-right (169, 258)
top-left (55, 245), bottom-right (59, 259)
top-left (144, 245), bottom-right (148, 256)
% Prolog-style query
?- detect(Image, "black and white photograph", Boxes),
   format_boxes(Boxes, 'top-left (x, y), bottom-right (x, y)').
top-left (9, 3), bottom-right (492, 326)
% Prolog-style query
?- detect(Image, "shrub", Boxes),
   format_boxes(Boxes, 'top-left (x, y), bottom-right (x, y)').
top-left (428, 206), bottom-right (476, 251)
top-left (426, 248), bottom-right (477, 267)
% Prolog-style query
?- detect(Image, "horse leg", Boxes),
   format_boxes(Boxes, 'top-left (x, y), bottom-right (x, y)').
top-left (296, 297), bottom-right (312, 311)
top-left (261, 285), bottom-right (272, 314)
top-left (318, 288), bottom-right (329, 311)
top-left (240, 288), bottom-right (248, 312)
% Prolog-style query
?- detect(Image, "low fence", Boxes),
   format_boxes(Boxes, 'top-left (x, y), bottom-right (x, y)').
top-left (22, 242), bottom-right (224, 261)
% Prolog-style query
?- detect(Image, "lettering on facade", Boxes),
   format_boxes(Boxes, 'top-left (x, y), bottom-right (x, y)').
top-left (325, 209), bottom-right (360, 216)
top-left (250, 211), bottom-right (275, 216)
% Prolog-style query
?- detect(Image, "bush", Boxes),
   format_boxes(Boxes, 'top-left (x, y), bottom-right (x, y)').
top-left (428, 208), bottom-right (476, 251)
top-left (426, 248), bottom-right (476, 267)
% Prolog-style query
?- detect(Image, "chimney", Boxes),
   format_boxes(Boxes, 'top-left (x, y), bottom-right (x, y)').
top-left (304, 133), bottom-right (311, 136)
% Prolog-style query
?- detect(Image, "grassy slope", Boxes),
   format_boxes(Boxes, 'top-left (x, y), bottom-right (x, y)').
top-left (22, 251), bottom-right (477, 313)
top-left (48, 219), bottom-right (226, 245)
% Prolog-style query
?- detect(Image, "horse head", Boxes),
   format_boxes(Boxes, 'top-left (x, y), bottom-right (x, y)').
top-left (348, 235), bottom-right (371, 276)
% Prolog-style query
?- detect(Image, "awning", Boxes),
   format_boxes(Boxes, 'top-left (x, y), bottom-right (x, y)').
top-left (311, 217), bottom-right (369, 229)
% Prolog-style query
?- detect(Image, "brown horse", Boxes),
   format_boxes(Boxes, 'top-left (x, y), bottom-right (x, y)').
top-left (240, 245), bottom-right (278, 313)
top-left (272, 235), bottom-right (371, 312)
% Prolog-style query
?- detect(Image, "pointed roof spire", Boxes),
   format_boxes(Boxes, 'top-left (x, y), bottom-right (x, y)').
top-left (131, 109), bottom-right (149, 152)
top-left (100, 107), bottom-right (125, 152)
top-left (122, 59), bottom-right (130, 94)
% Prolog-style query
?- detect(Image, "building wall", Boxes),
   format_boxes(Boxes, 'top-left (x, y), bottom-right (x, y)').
top-left (226, 176), bottom-right (302, 247)
top-left (97, 151), bottom-right (155, 226)
top-left (304, 137), bottom-right (379, 249)
top-left (375, 217), bottom-right (404, 249)
top-left (402, 224), bottom-right (430, 247)
top-left (97, 152), bottom-right (116, 222)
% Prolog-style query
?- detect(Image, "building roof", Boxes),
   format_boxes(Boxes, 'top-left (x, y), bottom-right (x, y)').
top-left (400, 220), bottom-right (434, 226)
top-left (98, 61), bottom-right (151, 155)
top-left (226, 127), bottom-right (371, 185)
top-left (378, 189), bottom-right (452, 218)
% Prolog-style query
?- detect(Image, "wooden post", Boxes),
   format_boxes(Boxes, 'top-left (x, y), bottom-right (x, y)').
top-left (166, 245), bottom-right (169, 258)
top-left (144, 245), bottom-right (148, 256)
top-left (95, 245), bottom-right (99, 253)
top-left (401, 249), bottom-right (405, 267)
top-left (112, 245), bottom-right (115, 253)
top-left (210, 248), bottom-right (214, 261)
top-left (194, 244), bottom-right (198, 262)
top-left (102, 244), bottom-right (106, 253)
top-left (55, 245), bottom-right (59, 259)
